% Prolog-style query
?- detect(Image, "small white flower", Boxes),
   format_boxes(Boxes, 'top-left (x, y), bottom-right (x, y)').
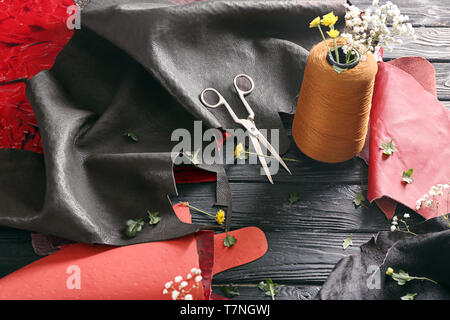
top-left (163, 289), bottom-right (168, 295)
top-left (393, 216), bottom-right (398, 221)
top-left (195, 275), bottom-right (203, 283)
top-left (403, 213), bottom-right (410, 219)
top-left (186, 273), bottom-right (192, 280)
top-left (372, 0), bottom-right (379, 6)
top-left (174, 276), bottom-right (183, 283)
top-left (179, 281), bottom-right (188, 289)
top-left (392, 220), bottom-right (398, 226)
top-left (429, 190), bottom-right (437, 197)
top-left (390, 225), bottom-right (397, 232)
top-left (426, 200), bottom-right (433, 207)
top-left (172, 290), bottom-right (180, 300)
top-left (165, 281), bottom-right (172, 289)
top-left (184, 294), bottom-right (193, 300)
top-left (416, 200), bottom-right (422, 207)
top-left (443, 184), bottom-right (449, 190)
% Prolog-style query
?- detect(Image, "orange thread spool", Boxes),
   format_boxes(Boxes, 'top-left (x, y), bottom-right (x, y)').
top-left (292, 39), bottom-right (378, 163)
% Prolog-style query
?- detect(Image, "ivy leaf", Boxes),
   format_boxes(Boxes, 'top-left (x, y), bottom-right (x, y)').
top-left (185, 148), bottom-right (201, 166)
top-left (224, 233), bottom-right (237, 248)
top-left (401, 293), bottom-right (418, 300)
top-left (380, 138), bottom-right (397, 156)
top-left (391, 269), bottom-right (412, 285)
top-left (147, 211), bottom-right (161, 225)
top-left (123, 132), bottom-right (139, 142)
top-left (353, 190), bottom-right (366, 207)
top-left (257, 278), bottom-right (279, 300)
top-left (124, 218), bottom-right (145, 238)
top-left (220, 285), bottom-right (240, 298)
top-left (342, 234), bottom-right (353, 250)
top-left (288, 192), bottom-right (299, 205)
top-left (402, 168), bottom-right (414, 184)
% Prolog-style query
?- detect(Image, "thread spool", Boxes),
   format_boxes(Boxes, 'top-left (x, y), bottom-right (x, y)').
top-left (292, 39), bottom-right (378, 163)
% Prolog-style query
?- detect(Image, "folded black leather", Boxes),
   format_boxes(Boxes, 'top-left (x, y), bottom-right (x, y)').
top-left (0, 0), bottom-right (345, 245)
top-left (318, 217), bottom-right (450, 300)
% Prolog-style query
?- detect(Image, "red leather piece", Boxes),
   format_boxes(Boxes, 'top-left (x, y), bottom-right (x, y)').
top-left (367, 62), bottom-right (450, 220)
top-left (0, 203), bottom-right (267, 300)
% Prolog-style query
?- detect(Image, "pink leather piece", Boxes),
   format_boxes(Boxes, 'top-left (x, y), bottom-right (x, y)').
top-left (367, 62), bottom-right (450, 220)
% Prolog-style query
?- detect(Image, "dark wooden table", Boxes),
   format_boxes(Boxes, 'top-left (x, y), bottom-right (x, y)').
top-left (1, 0), bottom-right (449, 300)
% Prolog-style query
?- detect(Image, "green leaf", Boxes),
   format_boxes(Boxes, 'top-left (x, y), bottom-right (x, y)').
top-left (401, 293), bottom-right (418, 300)
top-left (380, 138), bottom-right (397, 156)
top-left (332, 65), bottom-right (347, 74)
top-left (402, 168), bottom-right (414, 184)
top-left (123, 132), bottom-right (139, 142)
top-left (185, 148), bottom-right (201, 166)
top-left (147, 211), bottom-right (161, 225)
top-left (257, 278), bottom-right (279, 300)
top-left (288, 192), bottom-right (299, 205)
top-left (353, 190), bottom-right (366, 206)
top-left (124, 218), bottom-right (145, 238)
top-left (224, 233), bottom-right (237, 248)
top-left (342, 234), bottom-right (353, 250)
top-left (220, 285), bottom-right (240, 298)
top-left (391, 270), bottom-right (411, 286)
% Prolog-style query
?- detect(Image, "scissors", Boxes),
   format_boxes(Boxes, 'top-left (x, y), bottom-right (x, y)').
top-left (199, 74), bottom-right (292, 184)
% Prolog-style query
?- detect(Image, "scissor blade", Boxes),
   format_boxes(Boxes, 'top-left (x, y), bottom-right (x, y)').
top-left (249, 134), bottom-right (273, 184)
top-left (255, 132), bottom-right (292, 175)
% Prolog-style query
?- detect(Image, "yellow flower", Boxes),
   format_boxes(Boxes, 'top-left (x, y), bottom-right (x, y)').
top-left (234, 143), bottom-right (246, 159)
top-left (327, 29), bottom-right (340, 39)
top-left (215, 210), bottom-right (225, 225)
top-left (321, 11), bottom-right (338, 27)
top-left (309, 16), bottom-right (321, 28)
top-left (386, 267), bottom-right (394, 276)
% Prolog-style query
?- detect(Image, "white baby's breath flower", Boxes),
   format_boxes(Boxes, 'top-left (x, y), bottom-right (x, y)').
top-left (163, 289), bottom-right (168, 295)
top-left (443, 184), bottom-right (449, 190)
top-left (393, 216), bottom-right (398, 221)
top-left (174, 276), bottom-right (183, 283)
top-left (165, 281), bottom-right (172, 289)
top-left (179, 281), bottom-right (188, 289)
top-left (403, 213), bottom-right (410, 219)
top-left (184, 294), bottom-right (193, 300)
top-left (426, 200), bottom-right (433, 207)
top-left (390, 225), bottom-right (397, 232)
top-left (186, 273), bottom-right (192, 280)
top-left (195, 275), bottom-right (203, 283)
top-left (172, 290), bottom-right (180, 300)
top-left (391, 220), bottom-right (398, 226)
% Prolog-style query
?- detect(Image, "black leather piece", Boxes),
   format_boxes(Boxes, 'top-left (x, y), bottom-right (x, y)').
top-left (318, 217), bottom-right (450, 300)
top-left (0, 0), bottom-right (345, 245)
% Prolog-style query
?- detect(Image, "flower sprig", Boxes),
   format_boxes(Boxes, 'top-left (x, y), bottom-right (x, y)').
top-left (163, 267), bottom-right (203, 300)
top-left (390, 213), bottom-right (417, 236)
top-left (416, 183), bottom-right (450, 227)
top-left (235, 143), bottom-right (299, 162)
top-left (180, 202), bottom-right (226, 225)
top-left (386, 267), bottom-right (437, 286)
top-left (309, 12), bottom-right (340, 63)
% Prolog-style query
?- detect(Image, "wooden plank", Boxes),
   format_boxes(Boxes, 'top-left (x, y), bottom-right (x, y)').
top-left (172, 182), bottom-right (424, 233)
top-left (434, 63), bottom-right (450, 100)
top-left (383, 27), bottom-right (450, 61)
top-left (353, 0), bottom-right (450, 27)
top-left (211, 230), bottom-right (374, 284)
top-left (212, 284), bottom-right (321, 300)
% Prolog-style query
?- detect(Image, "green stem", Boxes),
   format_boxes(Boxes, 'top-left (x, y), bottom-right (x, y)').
top-left (245, 151), bottom-right (300, 162)
top-left (333, 38), bottom-right (340, 63)
top-left (399, 219), bottom-right (418, 236)
top-left (412, 276), bottom-right (438, 285)
top-left (180, 202), bottom-right (215, 218)
top-left (317, 25), bottom-right (332, 56)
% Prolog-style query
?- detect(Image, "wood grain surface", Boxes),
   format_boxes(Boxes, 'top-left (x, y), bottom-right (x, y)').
top-left (0, 0), bottom-right (448, 300)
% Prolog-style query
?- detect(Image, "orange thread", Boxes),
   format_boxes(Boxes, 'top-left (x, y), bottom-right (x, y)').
top-left (292, 39), bottom-right (378, 163)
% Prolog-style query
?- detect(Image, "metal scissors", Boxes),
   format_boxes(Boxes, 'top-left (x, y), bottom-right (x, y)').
top-left (199, 74), bottom-right (292, 184)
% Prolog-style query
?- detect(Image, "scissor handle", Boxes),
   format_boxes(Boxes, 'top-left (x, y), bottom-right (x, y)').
top-left (234, 74), bottom-right (254, 95)
top-left (199, 88), bottom-right (241, 124)
top-left (234, 74), bottom-right (255, 121)
top-left (200, 88), bottom-right (224, 108)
